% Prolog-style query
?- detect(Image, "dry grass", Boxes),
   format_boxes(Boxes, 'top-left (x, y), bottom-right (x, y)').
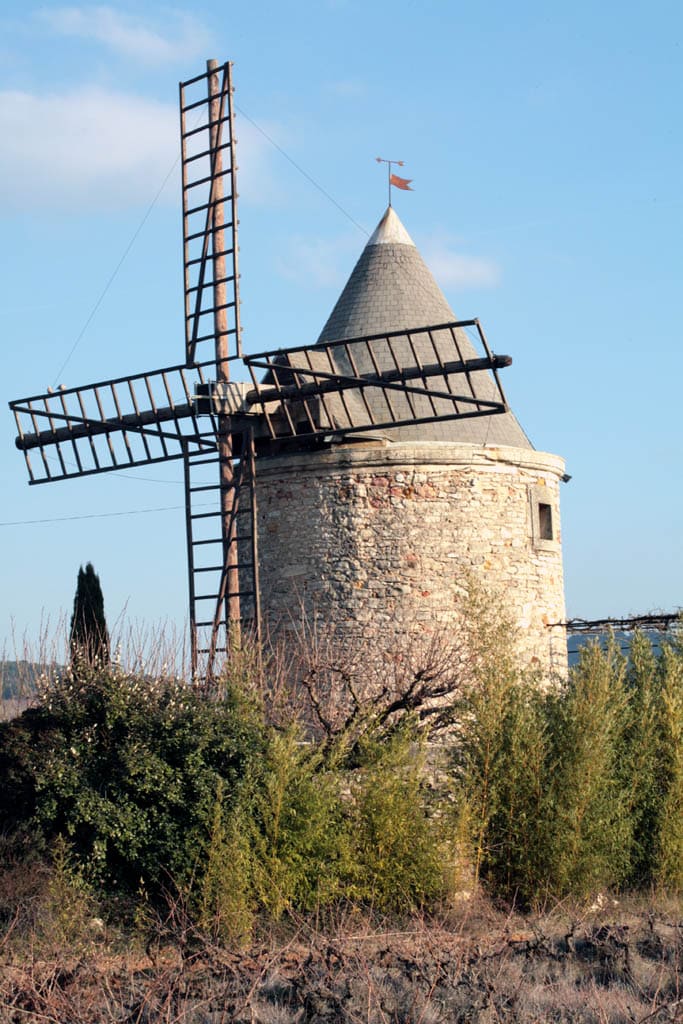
top-left (0, 614), bottom-right (193, 722)
top-left (1, 891), bottom-right (682, 1023)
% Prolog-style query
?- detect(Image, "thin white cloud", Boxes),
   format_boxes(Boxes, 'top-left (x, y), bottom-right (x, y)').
top-left (421, 236), bottom-right (500, 289)
top-left (276, 234), bottom-right (359, 288)
top-left (37, 6), bottom-right (210, 64)
top-left (327, 79), bottom-right (367, 99)
top-left (0, 88), bottom-right (283, 211)
top-left (0, 88), bottom-right (178, 209)
top-left (277, 231), bottom-right (500, 292)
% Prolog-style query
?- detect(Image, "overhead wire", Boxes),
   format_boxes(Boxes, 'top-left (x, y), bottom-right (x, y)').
top-left (52, 103), bottom-right (369, 395)
top-left (40, 100), bottom-right (368, 496)
top-left (1, 502), bottom-right (213, 528)
top-left (51, 154), bottom-right (182, 387)
top-left (28, 96), bottom-right (476, 526)
top-left (235, 105), bottom-right (369, 238)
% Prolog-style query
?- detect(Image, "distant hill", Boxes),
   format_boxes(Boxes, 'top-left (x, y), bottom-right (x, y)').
top-left (567, 629), bottom-right (675, 667)
top-left (1, 635), bottom-right (677, 697)
top-left (0, 660), bottom-right (61, 700)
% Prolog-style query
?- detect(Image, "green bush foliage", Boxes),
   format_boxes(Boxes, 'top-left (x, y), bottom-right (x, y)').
top-left (2, 613), bottom-right (683, 933)
top-left (462, 679), bottom-right (548, 900)
top-left (247, 727), bottom-right (352, 917)
top-left (198, 778), bottom-right (255, 946)
top-left (447, 587), bottom-right (553, 901)
top-left (451, 624), bottom-right (683, 905)
top-left (0, 663), bottom-right (265, 897)
top-left (622, 630), bottom-right (663, 887)
top-left (348, 728), bottom-right (449, 911)
top-left (539, 641), bottom-right (632, 898)
top-left (38, 835), bottom-right (101, 953)
top-left (656, 643), bottom-right (683, 890)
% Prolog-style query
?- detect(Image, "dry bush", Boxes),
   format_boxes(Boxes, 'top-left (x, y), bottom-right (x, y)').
top-left (2, 895), bottom-right (682, 1022)
top-left (273, 611), bottom-right (473, 755)
top-left (0, 848), bottom-right (51, 948)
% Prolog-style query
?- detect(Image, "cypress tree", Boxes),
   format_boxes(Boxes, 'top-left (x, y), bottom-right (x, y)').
top-left (69, 563), bottom-right (109, 666)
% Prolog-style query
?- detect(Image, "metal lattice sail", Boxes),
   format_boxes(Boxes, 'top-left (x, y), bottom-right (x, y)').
top-left (9, 59), bottom-right (512, 681)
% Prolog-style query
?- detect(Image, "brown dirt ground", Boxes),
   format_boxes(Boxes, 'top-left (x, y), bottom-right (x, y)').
top-left (1, 898), bottom-right (682, 1023)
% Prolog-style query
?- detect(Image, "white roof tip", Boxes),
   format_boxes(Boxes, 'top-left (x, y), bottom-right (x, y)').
top-left (367, 206), bottom-right (416, 247)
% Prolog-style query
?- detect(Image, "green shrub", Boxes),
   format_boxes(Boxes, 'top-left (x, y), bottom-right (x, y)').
top-left (448, 612), bottom-right (656, 903)
top-left (349, 727), bottom-right (449, 911)
top-left (622, 631), bottom-right (664, 887)
top-left (539, 641), bottom-right (632, 898)
top-left (198, 778), bottom-right (255, 946)
top-left (449, 650), bottom-right (521, 888)
top-left (655, 643), bottom-right (683, 891)
top-left (37, 835), bottom-right (101, 952)
top-left (479, 681), bottom-right (548, 901)
top-left (5, 614), bottom-right (683, 926)
top-left (248, 727), bottom-right (351, 918)
top-left (0, 665), bottom-right (265, 898)
top-left (446, 586), bottom-right (547, 901)
top-left (448, 664), bottom-right (550, 902)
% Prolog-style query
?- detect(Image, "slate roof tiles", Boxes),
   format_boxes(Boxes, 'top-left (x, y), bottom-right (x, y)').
top-left (315, 208), bottom-right (533, 449)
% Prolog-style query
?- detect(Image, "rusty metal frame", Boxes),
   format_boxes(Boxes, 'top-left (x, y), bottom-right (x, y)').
top-left (562, 614), bottom-right (681, 635)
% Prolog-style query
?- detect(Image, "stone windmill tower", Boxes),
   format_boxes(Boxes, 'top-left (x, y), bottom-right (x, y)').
top-left (255, 206), bottom-right (567, 674)
top-left (10, 61), bottom-right (566, 680)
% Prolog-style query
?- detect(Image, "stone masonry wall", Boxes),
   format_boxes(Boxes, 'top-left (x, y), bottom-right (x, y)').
top-left (255, 443), bottom-right (567, 676)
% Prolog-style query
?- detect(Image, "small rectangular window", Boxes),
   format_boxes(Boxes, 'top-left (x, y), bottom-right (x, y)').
top-left (529, 484), bottom-right (558, 548)
top-left (538, 503), bottom-right (553, 541)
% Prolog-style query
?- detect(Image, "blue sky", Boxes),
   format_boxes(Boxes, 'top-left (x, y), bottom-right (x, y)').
top-left (2, 0), bottom-right (681, 657)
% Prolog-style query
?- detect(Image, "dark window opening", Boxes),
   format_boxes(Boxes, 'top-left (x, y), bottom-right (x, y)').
top-left (539, 503), bottom-right (553, 541)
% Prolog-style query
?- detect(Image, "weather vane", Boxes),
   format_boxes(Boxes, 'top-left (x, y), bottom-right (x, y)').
top-left (375, 157), bottom-right (413, 207)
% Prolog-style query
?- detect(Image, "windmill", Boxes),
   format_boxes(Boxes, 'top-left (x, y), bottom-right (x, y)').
top-left (9, 59), bottom-right (513, 681)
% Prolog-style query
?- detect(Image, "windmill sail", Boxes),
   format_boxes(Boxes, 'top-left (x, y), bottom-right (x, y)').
top-left (244, 320), bottom-right (510, 441)
top-left (8, 59), bottom-right (517, 684)
top-left (180, 61), bottom-right (241, 367)
top-left (10, 365), bottom-right (216, 484)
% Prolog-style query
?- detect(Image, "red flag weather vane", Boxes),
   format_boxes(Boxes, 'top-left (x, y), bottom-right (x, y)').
top-left (375, 157), bottom-right (413, 207)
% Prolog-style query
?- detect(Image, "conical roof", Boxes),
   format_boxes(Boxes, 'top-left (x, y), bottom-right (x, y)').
top-left (316, 207), bottom-right (532, 448)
